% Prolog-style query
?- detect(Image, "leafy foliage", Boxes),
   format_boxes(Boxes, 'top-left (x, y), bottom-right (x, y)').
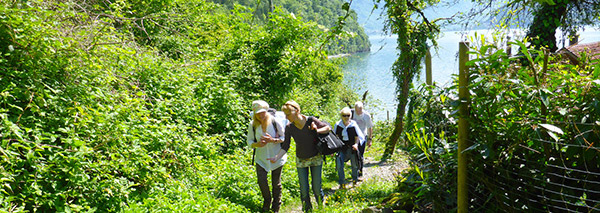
top-left (209, 0), bottom-right (371, 55)
top-left (394, 34), bottom-right (600, 211)
top-left (460, 0), bottom-right (600, 51)
top-left (0, 0), bottom-right (354, 211)
top-left (375, 0), bottom-right (441, 157)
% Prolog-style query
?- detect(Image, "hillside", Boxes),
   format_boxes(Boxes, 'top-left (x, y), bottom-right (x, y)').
top-left (0, 0), bottom-right (361, 211)
top-left (210, 0), bottom-right (371, 54)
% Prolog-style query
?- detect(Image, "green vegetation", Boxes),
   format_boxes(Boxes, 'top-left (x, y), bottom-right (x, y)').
top-left (280, 122), bottom-right (405, 213)
top-left (210, 0), bottom-right (371, 55)
top-left (375, 0), bottom-right (442, 158)
top-left (389, 35), bottom-right (600, 211)
top-left (0, 0), bottom-right (361, 211)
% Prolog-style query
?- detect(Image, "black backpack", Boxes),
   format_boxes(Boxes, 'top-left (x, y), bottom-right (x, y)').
top-left (316, 131), bottom-right (344, 155)
top-left (308, 117), bottom-right (344, 156)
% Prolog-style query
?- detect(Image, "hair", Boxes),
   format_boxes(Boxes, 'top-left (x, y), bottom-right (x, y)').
top-left (282, 100), bottom-right (301, 114)
top-left (252, 112), bottom-right (272, 129)
top-left (354, 101), bottom-right (363, 109)
top-left (340, 107), bottom-right (352, 116)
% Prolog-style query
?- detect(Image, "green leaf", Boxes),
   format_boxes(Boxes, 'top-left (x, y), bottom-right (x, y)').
top-left (540, 123), bottom-right (563, 134)
top-left (535, 0), bottom-right (556, 6)
top-left (342, 2), bottom-right (350, 11)
top-left (539, 89), bottom-right (549, 107)
top-left (547, 131), bottom-right (559, 142)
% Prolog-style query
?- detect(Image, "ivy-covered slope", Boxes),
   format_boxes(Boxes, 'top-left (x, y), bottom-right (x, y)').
top-left (210, 0), bottom-right (371, 55)
top-left (0, 0), bottom-right (357, 211)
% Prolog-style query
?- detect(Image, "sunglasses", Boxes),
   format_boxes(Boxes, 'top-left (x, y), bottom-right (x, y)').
top-left (341, 114), bottom-right (351, 117)
top-left (285, 103), bottom-right (299, 111)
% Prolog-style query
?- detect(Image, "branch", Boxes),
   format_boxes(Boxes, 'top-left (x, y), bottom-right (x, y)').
top-left (406, 0), bottom-right (436, 32)
top-left (319, 0), bottom-right (354, 52)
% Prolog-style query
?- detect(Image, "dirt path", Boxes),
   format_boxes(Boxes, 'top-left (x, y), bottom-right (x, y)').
top-left (361, 156), bottom-right (408, 183)
top-left (285, 155), bottom-right (409, 213)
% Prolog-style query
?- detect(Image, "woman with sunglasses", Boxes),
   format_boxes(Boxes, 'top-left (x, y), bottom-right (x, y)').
top-left (267, 100), bottom-right (331, 211)
top-left (334, 107), bottom-right (364, 189)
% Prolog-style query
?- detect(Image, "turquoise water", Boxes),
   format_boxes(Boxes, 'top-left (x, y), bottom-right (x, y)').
top-left (343, 29), bottom-right (600, 121)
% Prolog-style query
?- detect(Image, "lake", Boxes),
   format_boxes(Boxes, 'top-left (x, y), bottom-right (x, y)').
top-left (342, 29), bottom-right (600, 121)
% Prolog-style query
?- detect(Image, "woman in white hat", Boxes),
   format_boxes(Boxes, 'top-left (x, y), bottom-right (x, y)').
top-left (246, 100), bottom-right (286, 213)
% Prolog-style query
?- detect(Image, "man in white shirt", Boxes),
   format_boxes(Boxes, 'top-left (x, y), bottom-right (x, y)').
top-left (352, 101), bottom-right (373, 178)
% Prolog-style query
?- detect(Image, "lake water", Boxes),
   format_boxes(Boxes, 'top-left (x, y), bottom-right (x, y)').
top-left (342, 29), bottom-right (600, 121)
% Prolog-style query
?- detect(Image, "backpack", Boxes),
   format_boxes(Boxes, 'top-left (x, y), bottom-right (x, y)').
top-left (307, 117), bottom-right (344, 156)
top-left (316, 131), bottom-right (344, 155)
top-left (251, 108), bottom-right (287, 165)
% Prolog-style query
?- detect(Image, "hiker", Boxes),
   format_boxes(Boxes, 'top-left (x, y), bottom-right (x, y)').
top-left (334, 107), bottom-right (363, 189)
top-left (352, 101), bottom-right (373, 178)
top-left (247, 100), bottom-right (286, 213)
top-left (267, 100), bottom-right (331, 212)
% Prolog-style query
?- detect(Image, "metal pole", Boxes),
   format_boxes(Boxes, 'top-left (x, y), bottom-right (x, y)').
top-left (426, 48), bottom-right (432, 86)
top-left (458, 41), bottom-right (470, 213)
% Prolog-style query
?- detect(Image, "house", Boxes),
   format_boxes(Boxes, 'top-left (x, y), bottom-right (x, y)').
top-left (556, 41), bottom-right (600, 65)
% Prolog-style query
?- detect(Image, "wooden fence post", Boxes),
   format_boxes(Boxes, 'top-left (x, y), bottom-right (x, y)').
top-left (458, 41), bottom-right (470, 213)
top-left (506, 36), bottom-right (512, 56)
top-left (426, 48), bottom-right (432, 86)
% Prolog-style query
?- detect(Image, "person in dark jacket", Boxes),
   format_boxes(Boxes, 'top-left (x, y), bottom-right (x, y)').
top-left (334, 107), bottom-right (364, 189)
top-left (267, 100), bottom-right (331, 211)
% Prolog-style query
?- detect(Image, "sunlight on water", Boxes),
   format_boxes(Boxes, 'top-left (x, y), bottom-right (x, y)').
top-left (343, 28), bottom-right (600, 121)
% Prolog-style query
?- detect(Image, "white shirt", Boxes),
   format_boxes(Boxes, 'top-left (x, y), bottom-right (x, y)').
top-left (353, 110), bottom-right (373, 137)
top-left (335, 119), bottom-right (365, 145)
top-left (246, 119), bottom-right (287, 171)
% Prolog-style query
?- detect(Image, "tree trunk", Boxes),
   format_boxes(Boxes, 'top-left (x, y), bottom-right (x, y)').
top-left (525, 0), bottom-right (569, 52)
top-left (383, 59), bottom-right (414, 159)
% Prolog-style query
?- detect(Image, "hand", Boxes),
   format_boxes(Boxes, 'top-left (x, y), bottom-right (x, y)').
top-left (255, 140), bottom-right (267, 147)
top-left (267, 157), bottom-right (278, 163)
top-left (367, 139), bottom-right (372, 147)
top-left (352, 144), bottom-right (358, 151)
top-left (310, 122), bottom-right (317, 130)
top-left (261, 133), bottom-right (274, 143)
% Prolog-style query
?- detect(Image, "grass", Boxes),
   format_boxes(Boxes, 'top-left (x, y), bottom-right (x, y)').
top-left (278, 139), bottom-right (408, 212)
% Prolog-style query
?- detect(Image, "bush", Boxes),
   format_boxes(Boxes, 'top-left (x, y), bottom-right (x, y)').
top-left (393, 36), bottom-right (600, 211)
top-left (1, 0), bottom-right (356, 211)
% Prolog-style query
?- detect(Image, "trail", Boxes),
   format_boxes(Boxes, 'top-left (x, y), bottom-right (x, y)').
top-left (285, 154), bottom-right (409, 213)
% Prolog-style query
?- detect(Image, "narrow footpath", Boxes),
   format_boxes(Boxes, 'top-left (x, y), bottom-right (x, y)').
top-left (284, 153), bottom-right (409, 213)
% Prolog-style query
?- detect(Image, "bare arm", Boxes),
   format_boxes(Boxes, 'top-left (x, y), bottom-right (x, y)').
top-left (309, 117), bottom-right (331, 134)
top-left (267, 149), bottom-right (287, 163)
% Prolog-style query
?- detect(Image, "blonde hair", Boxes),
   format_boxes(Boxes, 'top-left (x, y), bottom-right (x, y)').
top-left (340, 107), bottom-right (352, 116)
top-left (282, 100), bottom-right (301, 114)
top-left (252, 112), bottom-right (273, 129)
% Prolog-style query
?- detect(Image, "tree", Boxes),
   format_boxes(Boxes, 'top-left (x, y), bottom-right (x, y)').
top-left (376, 0), bottom-right (441, 158)
top-left (464, 0), bottom-right (600, 51)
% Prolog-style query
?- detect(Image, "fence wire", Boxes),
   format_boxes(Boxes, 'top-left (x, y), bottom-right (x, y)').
top-left (466, 118), bottom-right (600, 212)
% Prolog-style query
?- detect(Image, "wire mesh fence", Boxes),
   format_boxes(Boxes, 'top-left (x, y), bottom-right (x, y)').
top-left (467, 117), bottom-right (600, 212)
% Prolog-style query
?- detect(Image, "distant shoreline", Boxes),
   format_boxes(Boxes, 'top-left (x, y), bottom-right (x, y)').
top-left (328, 49), bottom-right (371, 59)
top-left (327, 53), bottom-right (351, 59)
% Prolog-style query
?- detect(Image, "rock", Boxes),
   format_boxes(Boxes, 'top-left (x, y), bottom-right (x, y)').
top-left (361, 206), bottom-right (382, 213)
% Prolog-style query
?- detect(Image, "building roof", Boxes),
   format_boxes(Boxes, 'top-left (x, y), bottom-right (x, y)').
top-left (557, 41), bottom-right (600, 65)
